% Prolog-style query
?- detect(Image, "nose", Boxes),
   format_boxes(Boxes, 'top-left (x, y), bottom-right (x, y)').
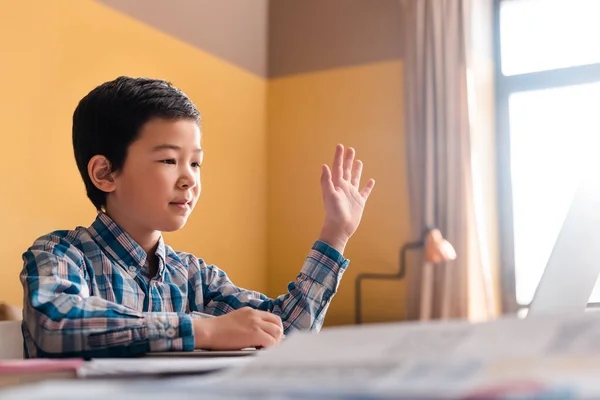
top-left (177, 166), bottom-right (198, 190)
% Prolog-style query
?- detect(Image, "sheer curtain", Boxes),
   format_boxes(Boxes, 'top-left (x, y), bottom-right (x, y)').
top-left (402, 0), bottom-right (499, 321)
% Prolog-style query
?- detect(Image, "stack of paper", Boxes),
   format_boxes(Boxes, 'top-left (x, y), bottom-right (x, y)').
top-left (4, 312), bottom-right (600, 399)
top-left (217, 312), bottom-right (600, 398)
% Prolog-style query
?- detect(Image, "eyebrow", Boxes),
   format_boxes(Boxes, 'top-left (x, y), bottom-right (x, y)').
top-left (151, 144), bottom-right (203, 154)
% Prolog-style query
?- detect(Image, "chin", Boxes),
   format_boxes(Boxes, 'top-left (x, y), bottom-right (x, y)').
top-left (158, 217), bottom-right (189, 232)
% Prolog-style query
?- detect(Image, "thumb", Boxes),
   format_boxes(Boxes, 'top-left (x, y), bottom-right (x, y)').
top-left (321, 164), bottom-right (335, 195)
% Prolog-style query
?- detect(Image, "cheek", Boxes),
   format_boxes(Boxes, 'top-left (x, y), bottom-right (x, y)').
top-left (190, 180), bottom-right (201, 206)
top-left (118, 166), bottom-right (171, 202)
top-left (117, 174), bottom-right (145, 203)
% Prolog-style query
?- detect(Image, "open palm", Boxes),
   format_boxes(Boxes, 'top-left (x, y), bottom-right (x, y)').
top-left (319, 144), bottom-right (375, 249)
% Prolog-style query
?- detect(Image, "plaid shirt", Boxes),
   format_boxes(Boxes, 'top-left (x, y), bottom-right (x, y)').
top-left (20, 212), bottom-right (348, 358)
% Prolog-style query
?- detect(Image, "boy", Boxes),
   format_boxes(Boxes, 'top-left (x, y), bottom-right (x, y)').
top-left (20, 77), bottom-right (375, 358)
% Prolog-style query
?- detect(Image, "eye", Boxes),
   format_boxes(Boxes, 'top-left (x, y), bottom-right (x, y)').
top-left (191, 162), bottom-right (202, 169)
top-left (161, 159), bottom-right (176, 165)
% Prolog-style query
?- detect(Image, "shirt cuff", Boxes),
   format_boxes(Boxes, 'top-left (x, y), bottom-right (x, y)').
top-left (145, 312), bottom-right (195, 352)
top-left (301, 240), bottom-right (350, 293)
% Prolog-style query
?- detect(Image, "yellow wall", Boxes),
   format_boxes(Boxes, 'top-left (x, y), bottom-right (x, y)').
top-left (267, 61), bottom-right (411, 326)
top-left (0, 0), bottom-right (268, 305)
top-left (0, 1), bottom-right (411, 328)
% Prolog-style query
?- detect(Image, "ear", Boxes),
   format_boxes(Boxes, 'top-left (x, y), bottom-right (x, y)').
top-left (88, 155), bottom-right (116, 194)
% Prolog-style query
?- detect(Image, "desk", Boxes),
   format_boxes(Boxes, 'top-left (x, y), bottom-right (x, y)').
top-left (5, 313), bottom-right (600, 399)
top-left (0, 357), bottom-right (253, 400)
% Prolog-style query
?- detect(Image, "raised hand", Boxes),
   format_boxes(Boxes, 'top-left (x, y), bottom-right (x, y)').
top-left (318, 144), bottom-right (375, 253)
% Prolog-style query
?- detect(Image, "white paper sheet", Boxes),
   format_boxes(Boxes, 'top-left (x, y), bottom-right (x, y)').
top-left (78, 357), bottom-right (251, 378)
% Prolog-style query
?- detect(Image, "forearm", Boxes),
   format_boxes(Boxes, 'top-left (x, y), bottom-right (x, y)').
top-left (200, 241), bottom-right (349, 335)
top-left (276, 240), bottom-right (349, 332)
top-left (24, 296), bottom-right (194, 358)
top-left (317, 227), bottom-right (349, 255)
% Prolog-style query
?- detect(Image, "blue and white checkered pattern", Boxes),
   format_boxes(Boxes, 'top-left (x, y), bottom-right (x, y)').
top-left (20, 212), bottom-right (348, 358)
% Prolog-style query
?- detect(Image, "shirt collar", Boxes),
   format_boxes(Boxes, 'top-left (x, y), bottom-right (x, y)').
top-left (88, 212), bottom-right (166, 270)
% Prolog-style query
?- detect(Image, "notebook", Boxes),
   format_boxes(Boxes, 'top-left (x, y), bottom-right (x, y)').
top-left (148, 349), bottom-right (258, 358)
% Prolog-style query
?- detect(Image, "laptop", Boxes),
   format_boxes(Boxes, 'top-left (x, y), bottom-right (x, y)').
top-left (528, 160), bottom-right (600, 316)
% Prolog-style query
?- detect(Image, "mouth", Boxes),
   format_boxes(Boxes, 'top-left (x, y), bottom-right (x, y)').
top-left (169, 200), bottom-right (192, 210)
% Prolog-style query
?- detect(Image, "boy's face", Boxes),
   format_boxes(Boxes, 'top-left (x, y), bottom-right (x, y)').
top-left (107, 118), bottom-right (203, 234)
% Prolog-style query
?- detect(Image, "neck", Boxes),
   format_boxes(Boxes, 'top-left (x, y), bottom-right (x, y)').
top-left (104, 206), bottom-right (161, 256)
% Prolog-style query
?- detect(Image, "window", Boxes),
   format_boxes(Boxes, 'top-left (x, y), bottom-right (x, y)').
top-left (495, 0), bottom-right (600, 311)
top-left (500, 0), bottom-right (600, 76)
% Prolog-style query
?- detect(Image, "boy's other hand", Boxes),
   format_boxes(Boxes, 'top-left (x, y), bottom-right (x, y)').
top-left (192, 307), bottom-right (284, 350)
top-left (318, 144), bottom-right (375, 254)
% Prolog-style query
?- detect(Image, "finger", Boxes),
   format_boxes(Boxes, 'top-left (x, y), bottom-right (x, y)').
top-left (343, 147), bottom-right (355, 181)
top-left (321, 164), bottom-right (335, 195)
top-left (260, 311), bottom-right (284, 332)
top-left (332, 144), bottom-right (344, 184)
top-left (259, 320), bottom-right (284, 345)
top-left (359, 178), bottom-right (376, 199)
top-left (350, 160), bottom-right (363, 187)
top-left (254, 330), bottom-right (278, 349)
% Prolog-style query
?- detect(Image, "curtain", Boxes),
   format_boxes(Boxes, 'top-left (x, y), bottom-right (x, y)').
top-left (403, 0), bottom-right (498, 321)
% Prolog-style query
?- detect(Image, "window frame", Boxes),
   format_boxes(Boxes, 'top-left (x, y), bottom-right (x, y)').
top-left (493, 0), bottom-right (600, 313)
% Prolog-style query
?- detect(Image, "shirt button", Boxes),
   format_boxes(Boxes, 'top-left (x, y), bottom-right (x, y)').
top-left (166, 328), bottom-right (176, 338)
top-left (128, 266), bottom-right (137, 273)
top-left (321, 299), bottom-right (328, 307)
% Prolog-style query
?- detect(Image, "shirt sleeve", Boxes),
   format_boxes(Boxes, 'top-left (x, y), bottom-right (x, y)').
top-left (185, 240), bottom-right (349, 334)
top-left (21, 234), bottom-right (195, 358)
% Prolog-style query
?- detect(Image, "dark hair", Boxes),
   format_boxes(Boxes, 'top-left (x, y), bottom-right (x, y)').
top-left (72, 76), bottom-right (201, 210)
